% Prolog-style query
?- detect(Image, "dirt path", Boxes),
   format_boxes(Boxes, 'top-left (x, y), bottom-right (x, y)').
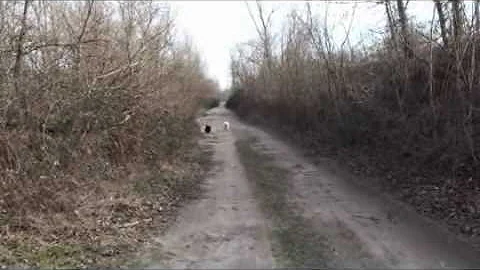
top-left (139, 106), bottom-right (274, 269)
top-left (142, 105), bottom-right (480, 269)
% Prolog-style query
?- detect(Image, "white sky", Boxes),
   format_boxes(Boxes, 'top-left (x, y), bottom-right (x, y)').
top-left (171, 1), bottom-right (436, 90)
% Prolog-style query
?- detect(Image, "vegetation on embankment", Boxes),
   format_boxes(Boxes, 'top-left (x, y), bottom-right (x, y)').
top-left (0, 1), bottom-right (217, 268)
top-left (227, 1), bottom-right (480, 243)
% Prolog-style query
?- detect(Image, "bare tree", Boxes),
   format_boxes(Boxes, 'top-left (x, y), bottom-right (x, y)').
top-left (451, 0), bottom-right (465, 43)
top-left (384, 0), bottom-right (398, 51)
top-left (245, 0), bottom-right (275, 103)
top-left (12, 0), bottom-right (33, 125)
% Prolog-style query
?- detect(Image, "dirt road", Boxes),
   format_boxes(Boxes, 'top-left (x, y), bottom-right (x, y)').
top-left (142, 104), bottom-right (480, 269)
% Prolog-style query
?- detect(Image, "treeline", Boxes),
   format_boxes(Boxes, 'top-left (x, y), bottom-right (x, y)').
top-left (228, 0), bottom-right (479, 180)
top-left (0, 1), bottom-right (217, 267)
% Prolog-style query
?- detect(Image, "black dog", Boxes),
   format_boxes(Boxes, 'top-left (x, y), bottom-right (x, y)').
top-left (204, 125), bottom-right (211, 133)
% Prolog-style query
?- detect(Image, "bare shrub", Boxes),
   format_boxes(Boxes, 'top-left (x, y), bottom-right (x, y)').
top-left (229, 1), bottom-right (478, 176)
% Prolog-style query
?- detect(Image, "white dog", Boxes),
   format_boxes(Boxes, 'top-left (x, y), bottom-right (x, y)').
top-left (223, 121), bottom-right (230, 131)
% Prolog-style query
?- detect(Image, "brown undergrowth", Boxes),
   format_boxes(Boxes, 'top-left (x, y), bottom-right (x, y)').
top-left (0, 120), bottom-right (214, 268)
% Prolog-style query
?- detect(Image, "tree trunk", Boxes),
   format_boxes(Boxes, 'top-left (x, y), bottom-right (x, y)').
top-left (396, 0), bottom-right (413, 58)
top-left (451, 0), bottom-right (464, 43)
top-left (434, 0), bottom-right (449, 49)
top-left (385, 1), bottom-right (398, 51)
top-left (476, 0), bottom-right (480, 34)
top-left (73, 0), bottom-right (94, 74)
top-left (13, 0), bottom-right (32, 126)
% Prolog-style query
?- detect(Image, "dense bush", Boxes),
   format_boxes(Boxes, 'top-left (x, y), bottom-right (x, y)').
top-left (202, 97), bottom-right (221, 109)
top-left (225, 88), bottom-right (242, 110)
top-left (228, 2), bottom-right (479, 179)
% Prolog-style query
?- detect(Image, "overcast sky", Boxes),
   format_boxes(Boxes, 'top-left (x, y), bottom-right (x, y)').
top-left (171, 1), bottom-right (436, 90)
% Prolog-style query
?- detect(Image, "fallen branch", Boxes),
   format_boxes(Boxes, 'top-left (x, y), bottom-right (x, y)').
top-left (117, 220), bottom-right (140, 229)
